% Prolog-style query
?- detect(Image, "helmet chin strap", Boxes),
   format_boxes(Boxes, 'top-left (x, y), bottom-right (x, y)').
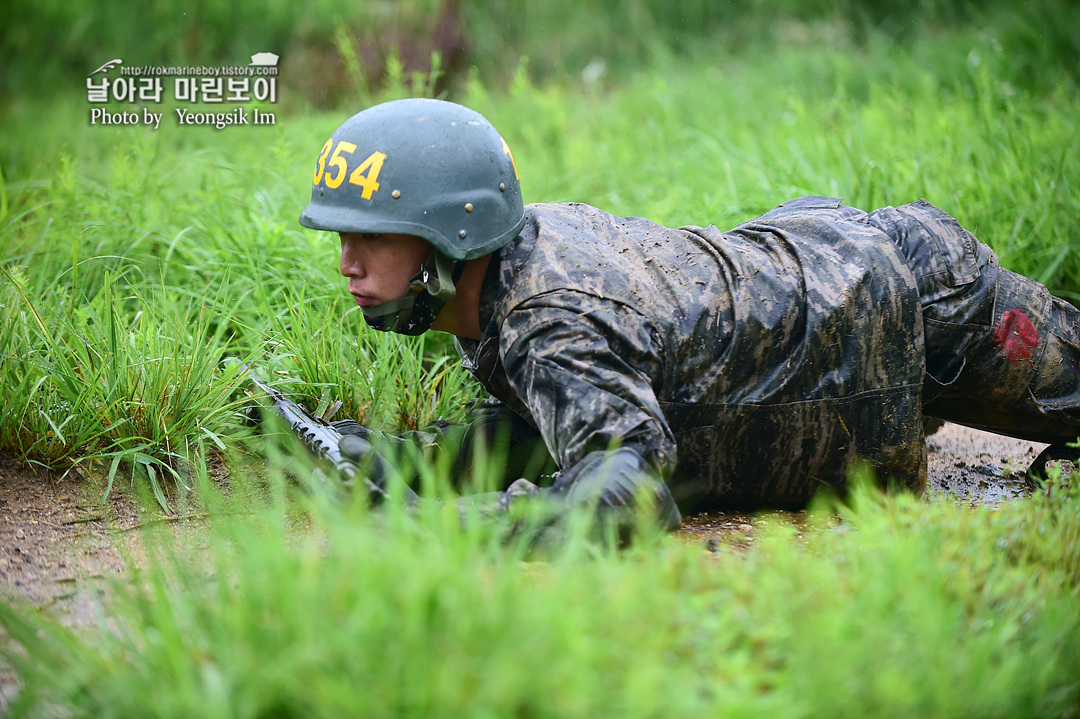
top-left (361, 250), bottom-right (466, 335)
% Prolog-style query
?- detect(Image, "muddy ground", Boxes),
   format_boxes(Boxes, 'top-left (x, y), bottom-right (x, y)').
top-left (0, 423), bottom-right (1051, 625)
top-left (680, 422), bottom-right (1044, 544)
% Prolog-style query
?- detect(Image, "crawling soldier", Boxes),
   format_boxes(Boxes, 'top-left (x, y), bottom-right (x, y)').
top-left (298, 98), bottom-right (1080, 530)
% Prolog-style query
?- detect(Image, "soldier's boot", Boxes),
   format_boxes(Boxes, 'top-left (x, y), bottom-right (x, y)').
top-left (1027, 443), bottom-right (1080, 487)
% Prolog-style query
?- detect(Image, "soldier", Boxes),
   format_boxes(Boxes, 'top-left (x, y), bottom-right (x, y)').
top-left (299, 98), bottom-right (1080, 531)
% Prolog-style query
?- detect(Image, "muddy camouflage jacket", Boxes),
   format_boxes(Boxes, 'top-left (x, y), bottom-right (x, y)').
top-left (451, 197), bottom-right (928, 524)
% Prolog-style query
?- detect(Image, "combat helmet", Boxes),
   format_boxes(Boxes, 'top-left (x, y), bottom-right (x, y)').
top-left (299, 98), bottom-right (526, 334)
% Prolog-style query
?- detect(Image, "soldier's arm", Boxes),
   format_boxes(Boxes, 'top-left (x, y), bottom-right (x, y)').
top-left (497, 292), bottom-right (682, 532)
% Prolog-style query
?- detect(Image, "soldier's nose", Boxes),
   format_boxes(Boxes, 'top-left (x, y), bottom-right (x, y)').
top-left (339, 238), bottom-right (367, 279)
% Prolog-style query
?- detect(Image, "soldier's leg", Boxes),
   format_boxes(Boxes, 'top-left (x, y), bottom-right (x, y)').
top-left (862, 200), bottom-right (1080, 449)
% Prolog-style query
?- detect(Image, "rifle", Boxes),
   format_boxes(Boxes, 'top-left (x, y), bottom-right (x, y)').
top-left (228, 359), bottom-right (398, 502)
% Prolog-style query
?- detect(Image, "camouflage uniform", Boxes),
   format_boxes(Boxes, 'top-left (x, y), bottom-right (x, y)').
top-left (358, 197), bottom-right (1080, 529)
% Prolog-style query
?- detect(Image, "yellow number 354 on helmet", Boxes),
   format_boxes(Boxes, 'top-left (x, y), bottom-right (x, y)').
top-left (299, 99), bottom-right (527, 334)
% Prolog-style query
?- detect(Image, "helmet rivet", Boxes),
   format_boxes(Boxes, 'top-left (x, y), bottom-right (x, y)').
top-left (459, 229), bottom-right (467, 239)
top-left (499, 183), bottom-right (506, 192)
top-left (392, 189), bottom-right (401, 199)
top-left (465, 203), bottom-right (474, 213)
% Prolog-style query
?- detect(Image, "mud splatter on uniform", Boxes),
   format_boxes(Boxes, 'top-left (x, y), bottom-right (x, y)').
top-left (358, 197), bottom-right (1080, 528)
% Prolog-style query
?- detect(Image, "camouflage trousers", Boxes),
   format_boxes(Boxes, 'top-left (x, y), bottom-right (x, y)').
top-left (858, 200), bottom-right (1080, 446)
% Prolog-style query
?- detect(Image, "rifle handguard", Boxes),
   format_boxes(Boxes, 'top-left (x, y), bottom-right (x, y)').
top-left (228, 359), bottom-right (399, 503)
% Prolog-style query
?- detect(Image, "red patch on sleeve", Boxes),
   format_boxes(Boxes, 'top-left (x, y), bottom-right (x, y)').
top-left (992, 309), bottom-right (1038, 365)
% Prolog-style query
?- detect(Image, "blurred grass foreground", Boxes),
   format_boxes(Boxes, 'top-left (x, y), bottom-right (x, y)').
top-left (1, 0), bottom-right (1080, 716)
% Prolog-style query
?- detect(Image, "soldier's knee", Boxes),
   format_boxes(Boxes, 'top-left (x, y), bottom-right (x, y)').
top-left (1026, 295), bottom-right (1080, 435)
top-left (922, 269), bottom-right (1080, 443)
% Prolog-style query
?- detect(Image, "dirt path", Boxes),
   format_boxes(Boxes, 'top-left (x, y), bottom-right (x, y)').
top-left (0, 423), bottom-right (1050, 617)
top-left (0, 458), bottom-right (138, 627)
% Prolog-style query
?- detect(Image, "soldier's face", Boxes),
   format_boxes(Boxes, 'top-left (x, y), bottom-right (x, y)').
top-left (339, 232), bottom-right (432, 307)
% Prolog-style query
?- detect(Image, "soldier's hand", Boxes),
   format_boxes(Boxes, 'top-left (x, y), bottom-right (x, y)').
top-left (331, 419), bottom-right (377, 440)
top-left (338, 434), bottom-right (421, 507)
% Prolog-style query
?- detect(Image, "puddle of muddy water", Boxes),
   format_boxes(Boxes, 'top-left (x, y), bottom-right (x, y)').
top-left (924, 421), bottom-right (1044, 507)
top-left (679, 422), bottom-right (1052, 549)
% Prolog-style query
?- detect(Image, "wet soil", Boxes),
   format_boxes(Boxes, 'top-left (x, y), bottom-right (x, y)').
top-left (0, 422), bottom-right (1052, 615)
top-left (681, 421), bottom-right (1047, 550)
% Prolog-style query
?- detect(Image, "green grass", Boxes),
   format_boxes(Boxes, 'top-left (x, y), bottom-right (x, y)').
top-left (2, 3), bottom-right (1080, 715)
top-left (2, 467), bottom-right (1079, 717)
top-left (3, 7), bottom-right (1079, 485)
top-left (5, 0), bottom-right (1076, 98)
